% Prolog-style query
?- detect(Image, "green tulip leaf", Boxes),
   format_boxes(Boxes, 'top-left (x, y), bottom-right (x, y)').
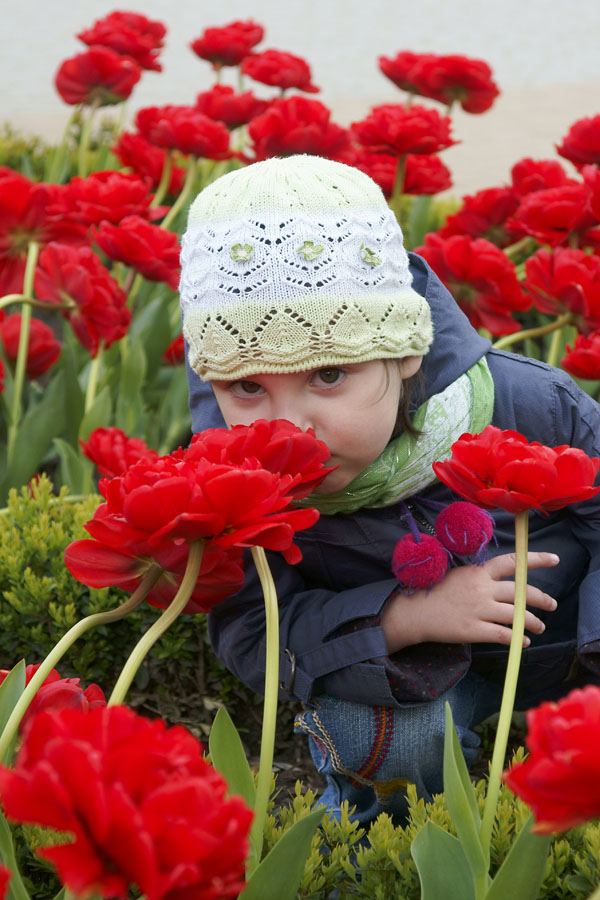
top-left (78, 386), bottom-right (112, 443)
top-left (0, 661), bottom-right (26, 766)
top-left (411, 821), bottom-right (476, 900)
top-left (484, 814), bottom-right (551, 900)
top-left (58, 341), bottom-right (85, 448)
top-left (0, 808), bottom-right (32, 900)
top-left (239, 807), bottom-right (324, 900)
top-left (115, 339), bottom-right (146, 435)
top-left (53, 438), bottom-right (93, 495)
top-left (209, 707), bottom-right (256, 809)
top-left (443, 703), bottom-right (487, 880)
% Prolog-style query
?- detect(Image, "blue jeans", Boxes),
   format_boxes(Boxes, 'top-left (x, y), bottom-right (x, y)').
top-left (294, 671), bottom-right (528, 825)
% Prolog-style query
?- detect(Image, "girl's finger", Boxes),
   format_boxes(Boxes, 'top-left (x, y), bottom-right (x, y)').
top-left (484, 551), bottom-right (560, 581)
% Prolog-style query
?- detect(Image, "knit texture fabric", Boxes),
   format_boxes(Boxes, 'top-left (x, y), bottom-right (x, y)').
top-left (179, 156), bottom-right (433, 380)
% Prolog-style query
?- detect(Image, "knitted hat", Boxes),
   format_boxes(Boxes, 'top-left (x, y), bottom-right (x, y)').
top-left (179, 155), bottom-right (433, 380)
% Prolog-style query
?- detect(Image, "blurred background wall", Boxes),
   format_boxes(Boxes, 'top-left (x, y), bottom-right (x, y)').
top-left (2, 0), bottom-right (599, 196)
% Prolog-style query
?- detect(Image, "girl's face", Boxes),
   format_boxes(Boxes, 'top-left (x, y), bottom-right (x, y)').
top-left (211, 357), bottom-right (422, 494)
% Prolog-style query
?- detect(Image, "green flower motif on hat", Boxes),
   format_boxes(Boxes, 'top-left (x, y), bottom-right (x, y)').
top-left (297, 240), bottom-right (324, 261)
top-left (229, 243), bottom-right (254, 262)
top-left (360, 244), bottom-right (381, 267)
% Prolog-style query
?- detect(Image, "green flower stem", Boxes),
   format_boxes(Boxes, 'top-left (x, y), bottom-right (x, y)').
top-left (492, 313), bottom-right (573, 351)
top-left (151, 150), bottom-right (173, 208)
top-left (389, 155), bottom-right (407, 228)
top-left (6, 241), bottom-right (39, 467)
top-left (479, 510), bottom-right (529, 858)
top-left (248, 545), bottom-right (280, 863)
top-left (77, 99), bottom-right (101, 177)
top-left (0, 565), bottom-right (161, 762)
top-left (160, 158), bottom-right (198, 231)
top-left (46, 106), bottom-right (79, 183)
top-left (0, 295), bottom-right (70, 312)
top-left (546, 324), bottom-right (565, 369)
top-left (585, 886), bottom-right (600, 900)
top-left (502, 236), bottom-right (536, 261)
top-left (126, 273), bottom-right (144, 309)
top-left (108, 542), bottom-right (204, 706)
top-left (85, 340), bottom-right (105, 413)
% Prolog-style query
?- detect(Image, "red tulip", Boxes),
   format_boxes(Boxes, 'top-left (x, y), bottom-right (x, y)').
top-left (523, 247), bottom-right (600, 333)
top-left (353, 150), bottom-right (451, 197)
top-left (557, 115), bottom-right (600, 170)
top-left (0, 705), bottom-right (252, 899)
top-left (242, 49), bottom-right (319, 93)
top-left (0, 313), bottom-right (61, 378)
top-left (437, 186), bottom-right (519, 248)
top-left (94, 216), bottom-right (181, 290)
top-left (415, 233), bottom-right (530, 335)
top-left (561, 331), bottom-right (600, 380)
top-left (0, 664), bottom-right (105, 733)
top-left (35, 243), bottom-right (131, 357)
top-left (59, 170), bottom-right (158, 226)
top-left (510, 158), bottom-right (576, 198)
top-left (0, 865), bottom-right (10, 899)
top-left (136, 105), bottom-right (232, 159)
top-left (77, 11), bottom-right (166, 72)
top-left (508, 182), bottom-right (596, 247)
top-left (248, 96), bottom-right (353, 162)
top-left (379, 51), bottom-right (499, 113)
top-left (195, 84), bottom-right (269, 129)
top-left (190, 19), bottom-right (264, 68)
top-left (66, 421), bottom-right (332, 607)
top-left (504, 686), bottom-right (600, 833)
top-left (352, 103), bottom-right (457, 156)
top-left (0, 172), bottom-right (87, 295)
top-left (162, 333), bottom-right (185, 366)
top-left (112, 132), bottom-right (186, 196)
top-left (432, 424), bottom-right (600, 514)
top-left (54, 46), bottom-right (141, 106)
top-left (79, 427), bottom-right (159, 478)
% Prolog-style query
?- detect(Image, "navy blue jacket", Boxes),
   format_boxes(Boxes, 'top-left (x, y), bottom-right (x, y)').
top-left (186, 254), bottom-right (600, 708)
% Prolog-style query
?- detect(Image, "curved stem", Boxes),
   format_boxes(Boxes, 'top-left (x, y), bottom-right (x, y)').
top-left (546, 325), bottom-right (565, 369)
top-left (160, 158), bottom-right (197, 231)
top-left (77, 99), bottom-right (100, 178)
top-left (248, 546), bottom-right (280, 866)
top-left (151, 150), bottom-right (173, 208)
top-left (479, 511), bottom-right (529, 857)
top-left (0, 565), bottom-right (161, 761)
top-left (85, 340), bottom-right (105, 413)
top-left (502, 236), bottom-right (536, 261)
top-left (6, 241), bottom-right (39, 466)
top-left (0, 294), bottom-right (70, 312)
top-left (108, 541), bottom-right (204, 706)
top-left (492, 313), bottom-right (573, 351)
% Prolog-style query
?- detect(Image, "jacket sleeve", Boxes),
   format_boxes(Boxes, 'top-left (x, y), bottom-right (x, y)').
top-left (207, 550), bottom-right (411, 708)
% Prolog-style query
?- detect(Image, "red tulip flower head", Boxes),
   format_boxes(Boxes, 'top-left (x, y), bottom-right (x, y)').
top-left (55, 46), bottom-right (141, 106)
top-left (504, 685), bottom-right (600, 833)
top-left (190, 19), bottom-right (264, 68)
top-left (523, 247), bottom-right (600, 334)
top-left (60, 170), bottom-right (158, 226)
top-left (79, 427), bottom-right (160, 478)
top-left (135, 105), bottom-right (232, 159)
top-left (353, 150), bottom-right (451, 197)
top-left (508, 182), bottom-right (596, 247)
top-left (77, 11), bottom-right (167, 72)
top-left (0, 705), bottom-right (252, 899)
top-left (437, 186), bottom-right (519, 248)
top-left (242, 49), bottom-right (319, 93)
top-left (556, 115), bottom-right (600, 169)
top-left (562, 331), bottom-right (600, 380)
top-left (93, 216), bottom-right (181, 290)
top-left (112, 132), bottom-right (186, 196)
top-left (379, 51), bottom-right (499, 113)
top-left (195, 84), bottom-right (269, 129)
top-left (247, 96), bottom-right (353, 162)
top-left (433, 424), bottom-right (600, 514)
top-left (352, 103), bottom-right (457, 156)
top-left (0, 313), bottom-right (61, 379)
top-left (162, 333), bottom-right (185, 365)
top-left (0, 664), bottom-right (105, 734)
top-left (65, 420), bottom-right (333, 611)
top-left (510, 158), bottom-right (576, 198)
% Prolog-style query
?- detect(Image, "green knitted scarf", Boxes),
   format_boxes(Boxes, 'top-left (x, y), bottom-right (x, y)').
top-left (300, 358), bottom-right (494, 516)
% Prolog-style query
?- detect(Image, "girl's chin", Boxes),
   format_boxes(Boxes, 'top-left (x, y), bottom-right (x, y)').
top-left (312, 469), bottom-right (353, 496)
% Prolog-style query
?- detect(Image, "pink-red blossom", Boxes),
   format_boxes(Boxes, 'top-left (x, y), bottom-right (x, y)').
top-left (242, 49), bottom-right (319, 93)
top-left (112, 132), bottom-right (186, 196)
top-left (557, 115), bottom-right (600, 170)
top-left (523, 247), bottom-right (600, 333)
top-left (561, 331), bottom-right (600, 380)
top-left (190, 20), bottom-right (264, 68)
top-left (58, 170), bottom-right (159, 226)
top-left (353, 150), bottom-right (452, 197)
top-left (195, 84), bottom-right (269, 129)
top-left (379, 51), bottom-right (499, 113)
top-left (352, 104), bottom-right (457, 156)
top-left (135, 106), bottom-right (232, 159)
top-left (437, 186), bottom-right (519, 248)
top-left (79, 427), bottom-right (159, 478)
top-left (93, 216), bottom-right (181, 290)
top-left (0, 664), bottom-right (105, 733)
top-left (247, 96), bottom-right (353, 162)
top-left (0, 313), bottom-right (61, 379)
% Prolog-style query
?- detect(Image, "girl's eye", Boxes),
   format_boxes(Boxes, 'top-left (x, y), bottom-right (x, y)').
top-left (315, 368), bottom-right (344, 386)
top-left (232, 380), bottom-right (263, 396)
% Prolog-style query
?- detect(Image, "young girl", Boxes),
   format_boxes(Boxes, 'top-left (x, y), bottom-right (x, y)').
top-left (179, 155), bottom-right (600, 824)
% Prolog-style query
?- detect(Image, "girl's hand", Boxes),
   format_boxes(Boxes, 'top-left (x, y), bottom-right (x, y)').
top-left (381, 552), bottom-right (559, 652)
